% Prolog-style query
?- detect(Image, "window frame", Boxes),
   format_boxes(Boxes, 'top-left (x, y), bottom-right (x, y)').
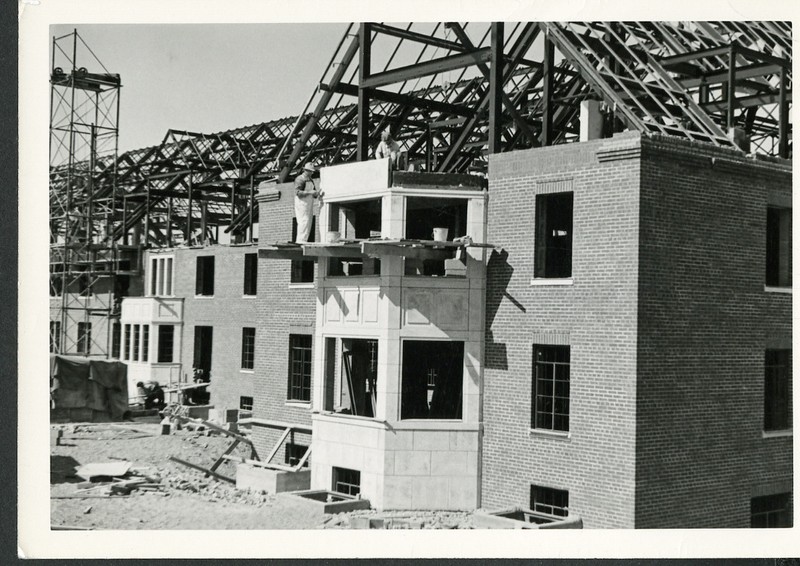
top-left (239, 396), bottom-right (254, 411)
top-left (332, 466), bottom-right (361, 496)
top-left (50, 320), bottom-right (61, 353)
top-left (241, 327), bottom-right (256, 370)
top-left (150, 255), bottom-right (175, 296)
top-left (195, 255), bottom-right (215, 296)
top-left (243, 253), bottom-right (258, 296)
top-left (764, 349), bottom-right (791, 432)
top-left (533, 191), bottom-right (574, 281)
top-left (157, 324), bottom-right (175, 363)
top-left (77, 321), bottom-right (92, 355)
top-left (751, 492), bottom-right (793, 528)
top-left (287, 334), bottom-right (312, 402)
top-left (531, 344), bottom-right (571, 433)
top-left (765, 206), bottom-right (792, 289)
top-left (530, 485), bottom-right (570, 518)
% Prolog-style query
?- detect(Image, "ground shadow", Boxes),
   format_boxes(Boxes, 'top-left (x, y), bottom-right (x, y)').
top-left (50, 454), bottom-right (82, 485)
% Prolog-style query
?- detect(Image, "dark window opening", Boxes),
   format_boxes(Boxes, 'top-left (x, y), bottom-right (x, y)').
top-left (765, 349), bottom-right (791, 431)
top-left (324, 338), bottom-right (378, 418)
top-left (288, 334), bottom-right (312, 402)
top-left (332, 466), bottom-right (360, 497)
top-left (531, 485), bottom-right (569, 518)
top-left (285, 443), bottom-right (309, 468)
top-left (243, 253), bottom-right (258, 296)
top-left (241, 327), bottom-right (256, 370)
top-left (328, 199), bottom-right (383, 240)
top-left (142, 325), bottom-right (150, 362)
top-left (193, 326), bottom-right (213, 405)
top-left (532, 344), bottom-right (570, 432)
top-left (123, 324), bottom-right (131, 360)
top-left (77, 322), bottom-right (92, 355)
top-left (401, 340), bottom-right (463, 420)
top-left (195, 256), bottom-right (215, 296)
top-left (50, 321), bottom-right (61, 353)
top-left (50, 276), bottom-right (63, 297)
top-left (534, 192), bottom-right (573, 279)
top-left (239, 396), bottom-right (254, 411)
top-left (111, 322), bottom-right (121, 359)
top-left (766, 206), bottom-right (792, 287)
top-left (78, 271), bottom-right (93, 297)
top-left (328, 257), bottom-right (381, 277)
top-left (132, 324), bottom-right (141, 361)
top-left (157, 325), bottom-right (175, 363)
top-left (404, 197), bottom-right (468, 277)
top-left (291, 217), bottom-right (315, 284)
top-left (751, 493), bottom-right (793, 528)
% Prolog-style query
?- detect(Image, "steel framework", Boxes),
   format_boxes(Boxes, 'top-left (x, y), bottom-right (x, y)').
top-left (49, 22), bottom-right (792, 356)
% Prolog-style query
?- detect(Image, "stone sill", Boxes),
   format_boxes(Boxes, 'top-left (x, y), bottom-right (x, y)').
top-left (762, 429), bottom-right (792, 438)
top-left (241, 295), bottom-right (257, 299)
top-left (530, 278), bottom-right (574, 287)
top-left (240, 369), bottom-right (254, 375)
top-left (288, 283), bottom-right (315, 290)
top-left (193, 295), bottom-right (215, 299)
top-left (529, 428), bottom-right (571, 440)
top-left (285, 401), bottom-right (312, 409)
top-left (764, 286), bottom-right (792, 294)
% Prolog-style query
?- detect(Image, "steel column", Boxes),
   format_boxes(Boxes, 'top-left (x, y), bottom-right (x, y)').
top-left (488, 23), bottom-right (504, 154)
top-left (357, 23), bottom-right (372, 162)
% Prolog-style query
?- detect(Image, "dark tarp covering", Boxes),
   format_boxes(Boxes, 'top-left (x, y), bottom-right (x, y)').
top-left (50, 355), bottom-right (129, 419)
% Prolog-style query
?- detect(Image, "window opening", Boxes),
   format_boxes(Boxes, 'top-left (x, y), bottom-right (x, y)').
top-left (192, 326), bottom-right (213, 404)
top-left (766, 206), bottom-right (792, 287)
top-left (530, 485), bottom-right (569, 518)
top-left (288, 334), bottom-right (312, 402)
top-left (50, 321), bottom-right (61, 353)
top-left (123, 324), bottom-right (131, 360)
top-left (401, 340), bottom-right (464, 419)
top-left (244, 253), bottom-right (258, 295)
top-left (751, 493), bottom-right (793, 528)
top-left (77, 322), bottom-right (92, 355)
top-left (327, 199), bottom-right (382, 277)
top-left (132, 324), bottom-right (141, 361)
top-left (404, 197), bottom-right (468, 277)
top-left (532, 344), bottom-right (570, 432)
top-left (111, 322), bottom-right (121, 359)
top-left (195, 256), bottom-right (215, 295)
top-left (157, 325), bottom-right (175, 363)
top-left (534, 192), bottom-right (573, 278)
top-left (142, 324), bottom-right (149, 362)
top-left (332, 466), bottom-right (361, 497)
top-left (323, 338), bottom-right (378, 417)
top-left (241, 327), bottom-right (256, 370)
top-left (239, 396), bottom-right (254, 411)
top-left (765, 349), bottom-right (791, 431)
top-left (285, 443), bottom-right (310, 468)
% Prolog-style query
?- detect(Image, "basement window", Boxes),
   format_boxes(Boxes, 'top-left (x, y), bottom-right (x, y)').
top-left (534, 192), bottom-right (573, 279)
top-left (291, 217), bottom-right (315, 284)
top-left (530, 485), bottom-right (570, 518)
top-left (323, 338), bottom-right (378, 418)
top-left (327, 199), bottom-right (382, 277)
top-left (285, 443), bottom-right (309, 468)
top-left (751, 493), bottom-right (793, 528)
top-left (195, 256), bottom-right (215, 296)
top-left (239, 396), bottom-right (254, 411)
top-left (332, 466), bottom-right (361, 497)
top-left (243, 253), bottom-right (258, 296)
top-left (404, 197), bottom-right (468, 277)
top-left (766, 206), bottom-right (791, 288)
top-left (400, 340), bottom-right (464, 420)
top-left (764, 349), bottom-right (791, 432)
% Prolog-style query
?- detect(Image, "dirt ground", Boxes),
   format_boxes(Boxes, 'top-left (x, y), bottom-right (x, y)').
top-left (50, 420), bottom-right (475, 530)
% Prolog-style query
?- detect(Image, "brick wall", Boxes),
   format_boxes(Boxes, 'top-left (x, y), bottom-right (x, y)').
top-left (165, 244), bottom-right (258, 413)
top-left (483, 132), bottom-right (642, 528)
top-left (252, 183), bottom-right (319, 460)
top-left (635, 135), bottom-right (793, 527)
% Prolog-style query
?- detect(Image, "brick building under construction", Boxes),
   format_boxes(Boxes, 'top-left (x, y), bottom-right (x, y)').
top-left (49, 22), bottom-right (792, 528)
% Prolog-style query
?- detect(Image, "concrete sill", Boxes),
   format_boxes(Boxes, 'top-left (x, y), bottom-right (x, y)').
top-left (288, 283), bottom-right (315, 290)
top-left (762, 429), bottom-right (793, 438)
top-left (529, 428), bottom-right (571, 440)
top-left (242, 295), bottom-right (257, 299)
top-left (193, 295), bottom-right (215, 299)
top-left (764, 286), bottom-right (792, 294)
top-left (530, 278), bottom-right (573, 287)
top-left (285, 401), bottom-right (312, 409)
top-left (240, 370), bottom-right (254, 374)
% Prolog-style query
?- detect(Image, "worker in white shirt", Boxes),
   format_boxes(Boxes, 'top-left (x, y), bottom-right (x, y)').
top-left (375, 128), bottom-right (401, 167)
top-left (294, 162), bottom-right (322, 243)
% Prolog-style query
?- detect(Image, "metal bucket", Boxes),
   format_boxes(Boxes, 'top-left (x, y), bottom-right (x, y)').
top-left (432, 227), bottom-right (449, 242)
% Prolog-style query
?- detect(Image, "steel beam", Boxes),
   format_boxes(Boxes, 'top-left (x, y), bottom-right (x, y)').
top-left (321, 81), bottom-right (475, 117)
top-left (360, 48), bottom-right (492, 90)
top-left (371, 23), bottom-right (466, 53)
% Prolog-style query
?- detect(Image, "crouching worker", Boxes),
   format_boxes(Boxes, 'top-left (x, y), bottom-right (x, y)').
top-left (137, 381), bottom-right (165, 410)
top-left (375, 128), bottom-right (400, 168)
top-left (294, 162), bottom-right (323, 243)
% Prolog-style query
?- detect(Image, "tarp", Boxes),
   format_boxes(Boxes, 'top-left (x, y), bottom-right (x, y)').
top-left (50, 355), bottom-right (129, 420)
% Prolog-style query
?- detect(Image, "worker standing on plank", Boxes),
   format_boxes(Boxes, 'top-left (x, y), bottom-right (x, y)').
top-left (375, 127), bottom-right (401, 167)
top-left (294, 162), bottom-right (321, 243)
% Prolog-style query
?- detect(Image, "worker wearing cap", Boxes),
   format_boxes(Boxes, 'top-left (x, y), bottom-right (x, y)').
top-left (375, 128), bottom-right (401, 167)
top-left (294, 162), bottom-right (322, 243)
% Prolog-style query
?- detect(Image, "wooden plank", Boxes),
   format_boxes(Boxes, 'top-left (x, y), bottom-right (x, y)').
top-left (175, 416), bottom-right (253, 445)
top-left (302, 244), bottom-right (365, 258)
top-left (222, 455), bottom-right (296, 473)
top-left (293, 446), bottom-right (313, 472)
top-left (361, 241), bottom-right (456, 260)
top-left (168, 456), bottom-right (235, 484)
top-left (258, 248), bottom-right (309, 261)
top-left (237, 418), bottom-right (313, 433)
top-left (210, 438), bottom-right (240, 473)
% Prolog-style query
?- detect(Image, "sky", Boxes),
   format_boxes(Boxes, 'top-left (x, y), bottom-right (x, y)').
top-left (51, 24), bottom-right (349, 153)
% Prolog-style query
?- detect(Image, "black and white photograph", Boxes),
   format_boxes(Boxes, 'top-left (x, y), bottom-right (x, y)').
top-left (17, 0), bottom-right (797, 559)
